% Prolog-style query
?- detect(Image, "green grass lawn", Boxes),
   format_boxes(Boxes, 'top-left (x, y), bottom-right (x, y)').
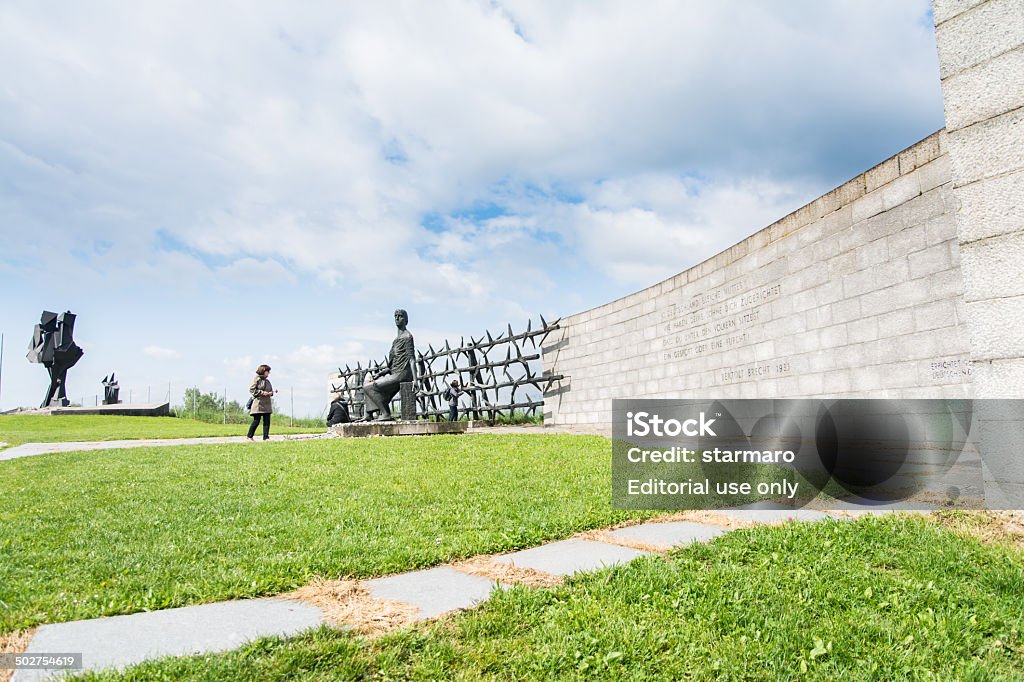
top-left (5, 422), bottom-right (1022, 679)
top-left (0, 434), bottom-right (646, 634)
top-left (0, 414), bottom-right (323, 448)
top-left (74, 515), bottom-right (1024, 681)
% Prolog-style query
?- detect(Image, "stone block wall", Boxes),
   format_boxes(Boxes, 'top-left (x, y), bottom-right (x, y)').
top-left (544, 132), bottom-right (971, 425)
top-left (935, 0), bottom-right (1024, 398)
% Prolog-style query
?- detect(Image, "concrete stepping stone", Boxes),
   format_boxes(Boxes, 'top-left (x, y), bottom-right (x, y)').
top-left (0, 438), bottom-right (247, 462)
top-left (0, 434), bottom-right (329, 462)
top-left (11, 598), bottom-right (323, 682)
top-left (492, 538), bottom-right (651, 576)
top-left (364, 566), bottom-right (501, 619)
top-left (606, 521), bottom-right (726, 549)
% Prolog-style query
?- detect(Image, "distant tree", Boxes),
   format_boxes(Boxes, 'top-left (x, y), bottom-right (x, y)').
top-left (183, 388), bottom-right (224, 412)
top-left (180, 389), bottom-right (257, 423)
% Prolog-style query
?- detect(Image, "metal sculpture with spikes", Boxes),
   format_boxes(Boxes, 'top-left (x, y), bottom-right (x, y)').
top-left (102, 373), bottom-right (120, 405)
top-left (330, 316), bottom-right (563, 423)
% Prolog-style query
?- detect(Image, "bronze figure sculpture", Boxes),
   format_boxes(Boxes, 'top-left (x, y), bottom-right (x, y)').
top-left (362, 309), bottom-right (415, 421)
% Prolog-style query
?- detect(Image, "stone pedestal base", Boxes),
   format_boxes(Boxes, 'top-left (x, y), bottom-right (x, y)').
top-left (330, 420), bottom-right (468, 438)
top-left (400, 382), bottom-right (416, 421)
top-left (50, 402), bottom-right (171, 417)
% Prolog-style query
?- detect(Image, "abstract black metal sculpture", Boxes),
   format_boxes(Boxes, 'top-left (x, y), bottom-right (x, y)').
top-left (102, 373), bottom-right (120, 405)
top-left (26, 310), bottom-right (84, 408)
top-left (333, 315), bottom-right (562, 423)
top-left (361, 309), bottom-right (416, 421)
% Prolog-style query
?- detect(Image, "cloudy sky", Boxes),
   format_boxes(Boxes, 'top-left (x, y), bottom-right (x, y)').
top-left (0, 1), bottom-right (945, 417)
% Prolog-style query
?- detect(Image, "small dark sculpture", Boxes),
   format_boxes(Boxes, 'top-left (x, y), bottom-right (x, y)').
top-left (102, 373), bottom-right (120, 405)
top-left (26, 310), bottom-right (84, 408)
top-left (362, 309), bottom-right (416, 421)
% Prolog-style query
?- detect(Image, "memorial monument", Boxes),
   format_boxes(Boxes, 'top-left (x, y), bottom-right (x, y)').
top-left (332, 309), bottom-right (467, 436)
top-left (26, 310), bottom-right (84, 408)
top-left (330, 316), bottom-right (562, 423)
top-left (362, 309), bottom-right (416, 421)
top-left (102, 373), bottom-right (120, 405)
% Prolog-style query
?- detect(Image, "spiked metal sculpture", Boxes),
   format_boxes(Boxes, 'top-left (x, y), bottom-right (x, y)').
top-left (332, 316), bottom-right (562, 423)
top-left (102, 373), bottom-right (120, 405)
top-left (27, 310), bottom-right (84, 408)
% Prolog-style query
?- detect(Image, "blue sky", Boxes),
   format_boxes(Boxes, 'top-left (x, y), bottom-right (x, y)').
top-left (0, 1), bottom-right (944, 417)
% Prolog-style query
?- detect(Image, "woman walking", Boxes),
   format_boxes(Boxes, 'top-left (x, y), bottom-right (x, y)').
top-left (247, 364), bottom-right (274, 441)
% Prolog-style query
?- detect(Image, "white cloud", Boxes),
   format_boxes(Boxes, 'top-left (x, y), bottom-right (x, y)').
top-left (475, 173), bottom-right (820, 286)
top-left (215, 257), bottom-right (297, 286)
top-left (288, 343), bottom-right (363, 367)
top-left (143, 345), bottom-right (182, 359)
top-left (0, 0), bottom-right (941, 301)
top-left (222, 356), bottom-right (254, 375)
top-left (0, 1), bottom-right (945, 415)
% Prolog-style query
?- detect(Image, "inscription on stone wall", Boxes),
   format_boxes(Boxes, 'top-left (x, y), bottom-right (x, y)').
top-left (662, 333), bottom-right (751, 360)
top-left (659, 282), bottom-right (781, 369)
top-left (929, 357), bottom-right (972, 381)
top-left (740, 284), bottom-right (782, 307)
top-left (720, 361), bottom-right (793, 383)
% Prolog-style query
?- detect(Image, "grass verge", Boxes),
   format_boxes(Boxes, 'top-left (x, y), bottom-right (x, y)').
top-left (0, 434), bottom-right (645, 634)
top-left (73, 515), bottom-right (1024, 680)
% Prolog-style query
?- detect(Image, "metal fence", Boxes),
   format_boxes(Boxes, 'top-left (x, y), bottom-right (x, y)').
top-left (331, 316), bottom-right (564, 422)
